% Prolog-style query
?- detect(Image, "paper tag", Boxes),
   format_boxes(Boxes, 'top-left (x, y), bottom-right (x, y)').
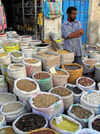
top-left (55, 116), bottom-right (63, 124)
top-left (49, 67), bottom-right (57, 74)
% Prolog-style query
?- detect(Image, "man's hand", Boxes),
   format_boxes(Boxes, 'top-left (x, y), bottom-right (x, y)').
top-left (79, 28), bottom-right (84, 34)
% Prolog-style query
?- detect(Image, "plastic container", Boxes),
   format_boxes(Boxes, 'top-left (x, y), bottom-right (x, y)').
top-left (67, 104), bottom-right (95, 128)
top-left (93, 63), bottom-right (100, 82)
top-left (22, 46), bottom-right (37, 58)
top-left (4, 44), bottom-right (20, 52)
top-left (7, 63), bottom-right (27, 79)
top-left (19, 42), bottom-right (29, 50)
top-left (13, 77), bottom-right (41, 112)
top-left (13, 113), bottom-right (48, 134)
top-left (22, 58), bottom-right (42, 77)
top-left (49, 86), bottom-right (73, 109)
top-left (1, 101), bottom-right (26, 122)
top-left (76, 77), bottom-right (96, 91)
top-left (29, 92), bottom-right (64, 121)
top-left (62, 63), bottom-right (83, 84)
top-left (32, 71), bottom-right (53, 92)
top-left (49, 114), bottom-right (82, 134)
top-left (50, 68), bottom-right (69, 87)
top-left (89, 50), bottom-right (100, 61)
top-left (10, 51), bottom-right (25, 63)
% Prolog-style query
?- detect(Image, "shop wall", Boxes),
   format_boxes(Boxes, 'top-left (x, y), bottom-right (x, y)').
top-left (87, 0), bottom-right (100, 45)
top-left (43, 0), bottom-right (62, 39)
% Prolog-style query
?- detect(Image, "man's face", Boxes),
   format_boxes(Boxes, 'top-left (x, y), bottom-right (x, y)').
top-left (68, 10), bottom-right (77, 22)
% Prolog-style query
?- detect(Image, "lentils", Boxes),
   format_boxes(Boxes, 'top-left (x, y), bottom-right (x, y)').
top-left (32, 94), bottom-right (59, 108)
top-left (15, 114), bottom-right (46, 132)
top-left (84, 59), bottom-right (98, 65)
top-left (82, 92), bottom-right (100, 105)
top-left (64, 65), bottom-right (80, 70)
top-left (71, 106), bottom-right (92, 119)
top-left (50, 87), bottom-right (72, 97)
top-left (17, 79), bottom-right (36, 92)
top-left (2, 102), bottom-right (23, 113)
top-left (34, 72), bottom-right (50, 79)
top-left (0, 93), bottom-right (15, 103)
top-left (0, 115), bottom-right (2, 122)
top-left (78, 78), bottom-right (94, 86)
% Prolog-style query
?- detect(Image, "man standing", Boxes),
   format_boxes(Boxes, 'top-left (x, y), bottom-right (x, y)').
top-left (61, 6), bottom-right (84, 65)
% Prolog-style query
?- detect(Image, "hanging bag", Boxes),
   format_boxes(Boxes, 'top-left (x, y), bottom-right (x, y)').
top-left (42, 0), bottom-right (63, 19)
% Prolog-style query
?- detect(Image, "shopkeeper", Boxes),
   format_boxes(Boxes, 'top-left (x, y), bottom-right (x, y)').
top-left (61, 6), bottom-right (84, 65)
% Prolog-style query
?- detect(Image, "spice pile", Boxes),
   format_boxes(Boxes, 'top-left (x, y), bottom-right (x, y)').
top-left (0, 127), bottom-right (15, 134)
top-left (24, 59), bottom-right (39, 64)
top-left (0, 53), bottom-right (7, 58)
top-left (34, 72), bottom-right (50, 79)
top-left (71, 106), bottom-right (92, 119)
top-left (66, 85), bottom-right (82, 94)
top-left (15, 114), bottom-right (46, 132)
top-left (64, 65), bottom-right (80, 70)
top-left (84, 59), bottom-right (98, 65)
top-left (82, 92), bottom-right (100, 105)
top-left (29, 129), bottom-right (57, 134)
top-left (50, 70), bottom-right (67, 75)
top-left (17, 79), bottom-right (36, 92)
top-left (0, 93), bottom-right (15, 103)
top-left (32, 94), bottom-right (59, 108)
top-left (9, 65), bottom-right (23, 69)
top-left (50, 87), bottom-right (72, 97)
top-left (78, 78), bottom-right (94, 86)
top-left (2, 102), bottom-right (23, 113)
top-left (10, 52), bottom-right (22, 57)
top-left (92, 119), bottom-right (100, 132)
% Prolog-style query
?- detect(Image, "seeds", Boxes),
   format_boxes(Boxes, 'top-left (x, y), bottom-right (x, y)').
top-left (50, 87), bottom-right (72, 97)
top-left (2, 102), bottom-right (23, 113)
top-left (71, 106), bottom-right (92, 119)
top-left (32, 94), bottom-right (59, 108)
top-left (9, 65), bottom-right (23, 69)
top-left (50, 70), bottom-right (67, 75)
top-left (82, 92), bottom-right (100, 105)
top-left (15, 114), bottom-right (46, 132)
top-left (30, 130), bottom-right (56, 134)
top-left (78, 78), bottom-right (94, 86)
top-left (84, 59), bottom-right (98, 65)
top-left (92, 119), bottom-right (100, 132)
top-left (0, 115), bottom-right (2, 122)
top-left (24, 59), bottom-right (39, 64)
top-left (11, 52), bottom-right (22, 57)
top-left (0, 93), bottom-right (15, 103)
top-left (17, 79), bottom-right (36, 92)
top-left (34, 72), bottom-right (50, 79)
top-left (64, 65), bottom-right (80, 70)
top-left (66, 85), bottom-right (82, 94)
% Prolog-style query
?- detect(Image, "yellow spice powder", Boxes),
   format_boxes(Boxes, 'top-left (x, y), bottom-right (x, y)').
top-left (53, 118), bottom-right (79, 132)
top-left (0, 53), bottom-right (7, 58)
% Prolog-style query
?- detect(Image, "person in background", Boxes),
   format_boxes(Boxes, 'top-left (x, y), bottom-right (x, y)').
top-left (61, 6), bottom-right (84, 65)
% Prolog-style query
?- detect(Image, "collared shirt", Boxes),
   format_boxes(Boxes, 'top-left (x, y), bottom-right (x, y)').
top-left (61, 19), bottom-right (83, 56)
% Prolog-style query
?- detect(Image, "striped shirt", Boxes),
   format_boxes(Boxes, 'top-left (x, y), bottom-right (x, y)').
top-left (61, 19), bottom-right (83, 56)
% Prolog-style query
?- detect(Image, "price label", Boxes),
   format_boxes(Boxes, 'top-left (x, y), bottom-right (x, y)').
top-left (49, 67), bottom-right (57, 74)
top-left (55, 115), bottom-right (63, 124)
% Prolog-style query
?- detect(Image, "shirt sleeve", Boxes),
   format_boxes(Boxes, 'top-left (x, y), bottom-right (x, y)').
top-left (78, 21), bottom-right (82, 30)
top-left (61, 24), bottom-right (71, 38)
